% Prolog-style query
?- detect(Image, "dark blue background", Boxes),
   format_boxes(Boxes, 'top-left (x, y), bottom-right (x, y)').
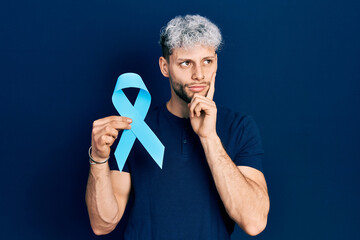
top-left (1, 0), bottom-right (359, 239)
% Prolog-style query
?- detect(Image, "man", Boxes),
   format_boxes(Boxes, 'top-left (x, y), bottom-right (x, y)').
top-left (86, 15), bottom-right (269, 239)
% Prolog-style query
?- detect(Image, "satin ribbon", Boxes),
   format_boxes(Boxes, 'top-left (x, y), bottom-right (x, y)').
top-left (112, 73), bottom-right (164, 171)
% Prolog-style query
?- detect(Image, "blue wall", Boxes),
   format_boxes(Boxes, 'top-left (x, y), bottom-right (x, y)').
top-left (1, 0), bottom-right (359, 239)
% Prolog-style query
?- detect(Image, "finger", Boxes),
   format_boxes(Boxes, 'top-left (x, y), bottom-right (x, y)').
top-left (108, 120), bottom-right (132, 130)
top-left (193, 102), bottom-right (213, 118)
top-left (206, 72), bottom-right (216, 100)
top-left (190, 93), bottom-right (200, 105)
top-left (189, 94), bottom-right (216, 109)
top-left (93, 116), bottom-right (132, 126)
top-left (191, 93), bottom-right (216, 104)
top-left (189, 96), bottom-right (213, 116)
top-left (98, 135), bottom-right (116, 146)
top-left (195, 103), bottom-right (202, 117)
top-left (189, 99), bottom-right (214, 118)
top-left (100, 120), bottom-right (132, 131)
top-left (95, 126), bottom-right (119, 139)
top-left (92, 120), bottom-right (131, 135)
top-left (189, 93), bottom-right (215, 108)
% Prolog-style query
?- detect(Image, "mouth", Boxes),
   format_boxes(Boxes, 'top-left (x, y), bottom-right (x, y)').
top-left (188, 85), bottom-right (207, 93)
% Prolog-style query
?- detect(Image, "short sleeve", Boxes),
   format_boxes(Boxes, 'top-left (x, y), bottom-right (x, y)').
top-left (233, 115), bottom-right (264, 172)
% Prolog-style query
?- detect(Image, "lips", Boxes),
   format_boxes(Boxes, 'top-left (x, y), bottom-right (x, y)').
top-left (188, 85), bottom-right (207, 92)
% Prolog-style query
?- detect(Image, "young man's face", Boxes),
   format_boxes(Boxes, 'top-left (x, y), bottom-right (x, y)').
top-left (162, 45), bottom-right (218, 103)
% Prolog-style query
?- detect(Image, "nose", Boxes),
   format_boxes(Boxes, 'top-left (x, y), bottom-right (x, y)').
top-left (192, 65), bottom-right (205, 80)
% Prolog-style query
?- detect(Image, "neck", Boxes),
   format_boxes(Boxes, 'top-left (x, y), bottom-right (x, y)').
top-left (166, 96), bottom-right (189, 118)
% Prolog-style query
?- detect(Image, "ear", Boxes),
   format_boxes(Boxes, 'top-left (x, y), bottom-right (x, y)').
top-left (159, 56), bottom-right (169, 78)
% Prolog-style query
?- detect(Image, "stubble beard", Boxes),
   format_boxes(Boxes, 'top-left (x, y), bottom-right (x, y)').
top-left (169, 76), bottom-right (210, 104)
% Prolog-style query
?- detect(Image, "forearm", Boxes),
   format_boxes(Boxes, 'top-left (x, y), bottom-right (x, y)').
top-left (85, 163), bottom-right (121, 235)
top-left (200, 134), bottom-right (269, 236)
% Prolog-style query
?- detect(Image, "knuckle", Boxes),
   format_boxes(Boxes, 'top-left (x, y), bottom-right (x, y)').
top-left (92, 127), bottom-right (98, 137)
top-left (104, 126), bottom-right (111, 133)
top-left (110, 120), bottom-right (117, 127)
top-left (97, 145), bottom-right (106, 152)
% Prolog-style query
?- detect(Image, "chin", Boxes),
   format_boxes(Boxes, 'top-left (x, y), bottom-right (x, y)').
top-left (189, 89), bottom-right (208, 97)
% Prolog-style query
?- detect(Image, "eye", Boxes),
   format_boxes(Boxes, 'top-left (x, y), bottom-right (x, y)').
top-left (180, 61), bottom-right (190, 67)
top-left (204, 59), bottom-right (212, 65)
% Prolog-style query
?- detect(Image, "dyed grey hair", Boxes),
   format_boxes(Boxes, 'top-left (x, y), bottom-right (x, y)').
top-left (159, 15), bottom-right (223, 60)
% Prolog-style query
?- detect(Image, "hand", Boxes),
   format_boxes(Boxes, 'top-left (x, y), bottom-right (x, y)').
top-left (188, 72), bottom-right (217, 138)
top-left (91, 116), bottom-right (132, 162)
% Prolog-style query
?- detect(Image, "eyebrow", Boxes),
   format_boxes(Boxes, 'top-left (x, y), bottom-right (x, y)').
top-left (177, 56), bottom-right (216, 61)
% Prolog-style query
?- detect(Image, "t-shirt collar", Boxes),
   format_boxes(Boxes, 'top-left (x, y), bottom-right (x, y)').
top-left (161, 102), bottom-right (191, 126)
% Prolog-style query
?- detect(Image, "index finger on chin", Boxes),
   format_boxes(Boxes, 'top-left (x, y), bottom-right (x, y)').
top-left (206, 72), bottom-right (216, 100)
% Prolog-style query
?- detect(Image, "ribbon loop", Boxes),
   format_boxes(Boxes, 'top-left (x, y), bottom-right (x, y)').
top-left (112, 73), bottom-right (165, 171)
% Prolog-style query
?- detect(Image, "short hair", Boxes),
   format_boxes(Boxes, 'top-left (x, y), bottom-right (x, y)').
top-left (159, 15), bottom-right (223, 60)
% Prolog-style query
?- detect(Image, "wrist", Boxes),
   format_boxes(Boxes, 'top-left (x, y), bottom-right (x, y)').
top-left (199, 132), bottom-right (220, 145)
top-left (89, 146), bottom-right (110, 165)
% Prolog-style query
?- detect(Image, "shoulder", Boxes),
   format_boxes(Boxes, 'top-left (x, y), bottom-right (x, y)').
top-left (217, 106), bottom-right (264, 171)
top-left (217, 105), bottom-right (257, 131)
top-left (216, 105), bottom-right (263, 151)
top-left (143, 104), bottom-right (165, 129)
top-left (144, 104), bottom-right (164, 120)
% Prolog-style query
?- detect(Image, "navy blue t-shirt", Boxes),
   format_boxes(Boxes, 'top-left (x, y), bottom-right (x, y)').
top-left (109, 103), bottom-right (264, 239)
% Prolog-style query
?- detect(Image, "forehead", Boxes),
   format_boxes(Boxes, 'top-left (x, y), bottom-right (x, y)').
top-left (170, 45), bottom-right (216, 60)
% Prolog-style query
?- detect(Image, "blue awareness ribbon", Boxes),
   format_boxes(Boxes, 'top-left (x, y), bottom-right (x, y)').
top-left (112, 73), bottom-right (165, 171)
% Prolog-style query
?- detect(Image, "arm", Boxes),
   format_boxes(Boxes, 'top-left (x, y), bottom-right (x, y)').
top-left (200, 135), bottom-right (269, 236)
top-left (85, 116), bottom-right (132, 235)
top-left (188, 73), bottom-right (269, 236)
